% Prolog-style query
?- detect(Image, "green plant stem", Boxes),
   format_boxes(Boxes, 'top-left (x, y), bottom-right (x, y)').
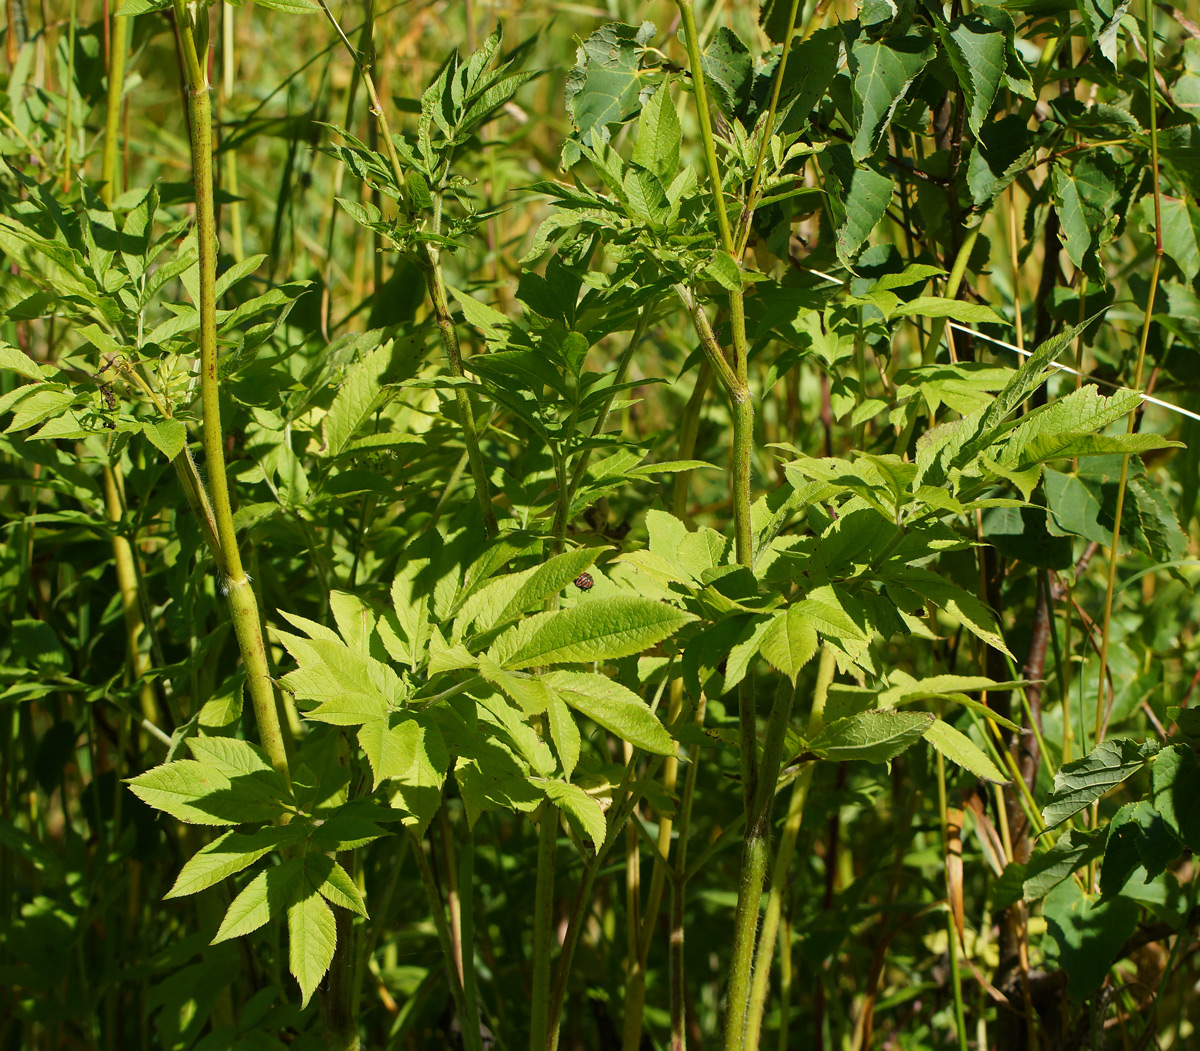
top-left (544, 746), bottom-right (675, 1051)
top-left (671, 360), bottom-right (712, 520)
top-left (567, 309), bottom-right (648, 509)
top-left (936, 751), bottom-right (969, 1051)
top-left (1094, 0), bottom-right (1162, 748)
top-left (621, 678), bottom-right (686, 1051)
top-left (102, 0), bottom-right (127, 198)
top-left (458, 831), bottom-right (482, 1051)
top-left (675, 0), bottom-right (732, 253)
top-left (723, 680), bottom-right (795, 1051)
top-left (411, 829), bottom-right (482, 1051)
top-left (734, 0), bottom-right (803, 254)
top-left (741, 646), bottom-right (835, 1049)
top-left (922, 227), bottom-right (980, 366)
top-left (62, 0), bottom-right (77, 191)
top-left (529, 801), bottom-right (559, 1051)
top-left (424, 221), bottom-right (498, 539)
top-left (103, 465), bottom-right (160, 729)
top-left (99, 18), bottom-right (159, 739)
top-left (667, 694), bottom-right (707, 1051)
top-left (221, 0), bottom-right (244, 262)
top-left (171, 0), bottom-right (290, 785)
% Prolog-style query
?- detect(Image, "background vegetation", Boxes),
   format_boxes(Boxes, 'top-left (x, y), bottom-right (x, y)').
top-left (1, 0), bottom-right (1199, 1048)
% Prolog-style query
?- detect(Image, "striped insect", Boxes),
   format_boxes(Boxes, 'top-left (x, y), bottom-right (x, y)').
top-left (573, 572), bottom-right (594, 591)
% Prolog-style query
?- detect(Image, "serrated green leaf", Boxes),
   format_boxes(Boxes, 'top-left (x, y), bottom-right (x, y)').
top-left (539, 779), bottom-right (606, 852)
top-left (491, 597), bottom-right (694, 670)
top-left (1042, 739), bottom-right (1151, 830)
top-left (923, 718), bottom-right (1008, 784)
top-left (759, 606), bottom-right (819, 684)
top-left (307, 854), bottom-right (368, 917)
top-left (849, 33), bottom-right (936, 161)
top-left (126, 759), bottom-right (284, 826)
top-left (212, 858), bottom-right (303, 943)
top-left (808, 710), bottom-right (933, 763)
top-left (141, 418), bottom-right (187, 460)
top-left (544, 671), bottom-right (674, 755)
top-left (288, 887), bottom-right (337, 1009)
top-left (165, 827), bottom-right (298, 899)
top-left (943, 14), bottom-right (1006, 136)
top-left (321, 341), bottom-right (396, 458)
top-left (631, 80), bottom-right (680, 182)
top-left (1151, 744), bottom-right (1200, 853)
top-left (457, 546), bottom-right (602, 640)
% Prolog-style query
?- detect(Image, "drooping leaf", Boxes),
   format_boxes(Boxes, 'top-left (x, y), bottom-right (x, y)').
top-left (287, 886), bottom-right (337, 1009)
top-left (1041, 739), bottom-right (1153, 830)
top-left (1043, 879), bottom-right (1139, 998)
top-left (849, 32), bottom-right (936, 162)
top-left (1151, 744), bottom-right (1200, 853)
top-left (1022, 828), bottom-right (1105, 902)
top-left (942, 14), bottom-right (1006, 136)
top-left (539, 779), bottom-right (607, 852)
top-left (544, 670), bottom-right (674, 755)
top-left (808, 710), bottom-right (934, 763)
top-left (923, 718), bottom-right (1009, 784)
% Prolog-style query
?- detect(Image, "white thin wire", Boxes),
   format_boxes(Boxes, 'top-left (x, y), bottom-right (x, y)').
top-left (800, 266), bottom-right (1200, 424)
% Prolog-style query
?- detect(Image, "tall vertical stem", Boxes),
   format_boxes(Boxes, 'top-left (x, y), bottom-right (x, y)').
top-left (529, 802), bottom-right (559, 1051)
top-left (170, 0), bottom-right (289, 781)
top-left (742, 646), bottom-right (835, 1049)
top-left (102, 0), bottom-right (127, 197)
top-left (723, 681), bottom-right (795, 1050)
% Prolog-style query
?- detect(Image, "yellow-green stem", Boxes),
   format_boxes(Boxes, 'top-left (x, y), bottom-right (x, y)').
top-left (741, 646), bottom-right (835, 1049)
top-left (171, 0), bottom-right (290, 782)
top-left (102, 0), bottom-right (128, 198)
top-left (103, 465), bottom-right (160, 729)
top-left (922, 227), bottom-right (980, 365)
top-left (723, 681), bottom-right (795, 1050)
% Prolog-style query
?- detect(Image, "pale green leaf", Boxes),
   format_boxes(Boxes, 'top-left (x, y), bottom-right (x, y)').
top-left (212, 858), bottom-right (303, 943)
top-left (544, 671), bottom-right (674, 755)
top-left (491, 597), bottom-right (695, 670)
top-left (539, 779), bottom-right (607, 852)
top-left (288, 889), bottom-right (337, 1009)
top-left (923, 718), bottom-right (1008, 783)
